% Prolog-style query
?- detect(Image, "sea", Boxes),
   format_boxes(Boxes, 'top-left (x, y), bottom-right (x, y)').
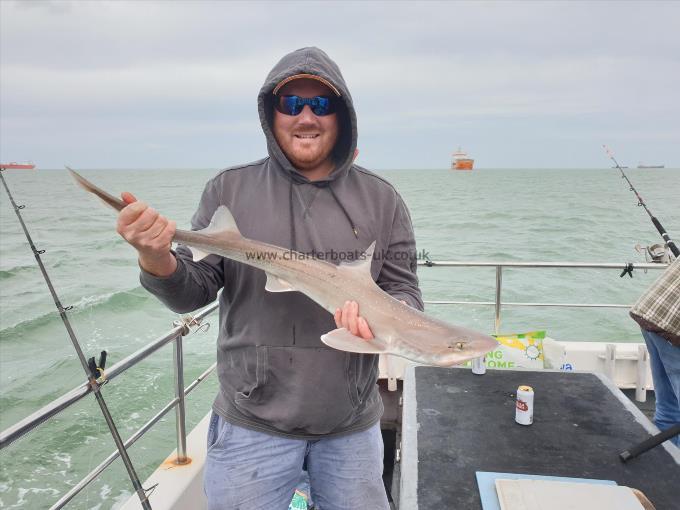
top-left (1, 167), bottom-right (678, 508)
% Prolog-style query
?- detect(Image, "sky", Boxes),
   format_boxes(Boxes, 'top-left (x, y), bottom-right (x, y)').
top-left (1, 0), bottom-right (679, 170)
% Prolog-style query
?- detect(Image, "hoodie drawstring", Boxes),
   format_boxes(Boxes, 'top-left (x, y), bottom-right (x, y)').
top-left (288, 175), bottom-right (359, 252)
top-left (325, 183), bottom-right (359, 239)
top-left (289, 177), bottom-right (297, 251)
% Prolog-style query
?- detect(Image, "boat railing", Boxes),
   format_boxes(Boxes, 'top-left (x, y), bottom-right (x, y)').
top-left (0, 301), bottom-right (219, 509)
top-left (417, 260), bottom-right (668, 333)
top-left (0, 260), bottom-right (669, 508)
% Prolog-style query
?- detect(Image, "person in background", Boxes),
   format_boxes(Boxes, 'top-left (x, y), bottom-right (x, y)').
top-left (630, 257), bottom-right (680, 447)
top-left (115, 46), bottom-right (423, 509)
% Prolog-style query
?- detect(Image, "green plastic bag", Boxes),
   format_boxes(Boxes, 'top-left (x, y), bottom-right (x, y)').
top-left (289, 489), bottom-right (309, 510)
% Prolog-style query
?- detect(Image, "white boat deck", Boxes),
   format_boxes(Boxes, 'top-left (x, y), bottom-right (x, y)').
top-left (120, 414), bottom-right (209, 510)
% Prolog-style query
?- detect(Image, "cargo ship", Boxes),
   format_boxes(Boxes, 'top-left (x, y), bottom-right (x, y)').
top-left (637, 163), bottom-right (664, 169)
top-left (451, 147), bottom-right (474, 170)
top-left (0, 162), bottom-right (36, 170)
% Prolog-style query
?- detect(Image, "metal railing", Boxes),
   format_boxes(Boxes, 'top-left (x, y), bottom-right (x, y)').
top-left (0, 260), bottom-right (669, 508)
top-left (417, 260), bottom-right (667, 333)
top-left (0, 301), bottom-right (218, 509)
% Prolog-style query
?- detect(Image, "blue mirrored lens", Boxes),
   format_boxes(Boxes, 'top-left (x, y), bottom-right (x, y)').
top-left (281, 96), bottom-right (302, 115)
top-left (276, 96), bottom-right (335, 116)
top-left (310, 97), bottom-right (330, 115)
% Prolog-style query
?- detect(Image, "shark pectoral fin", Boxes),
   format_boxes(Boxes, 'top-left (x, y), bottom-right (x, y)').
top-left (264, 273), bottom-right (296, 292)
top-left (321, 328), bottom-right (385, 354)
top-left (197, 206), bottom-right (243, 237)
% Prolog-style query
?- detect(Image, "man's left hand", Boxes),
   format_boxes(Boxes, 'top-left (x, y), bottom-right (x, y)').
top-left (334, 299), bottom-right (409, 341)
top-left (334, 301), bottom-right (374, 340)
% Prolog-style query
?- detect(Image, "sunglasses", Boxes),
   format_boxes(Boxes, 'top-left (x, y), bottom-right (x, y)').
top-left (274, 95), bottom-right (338, 116)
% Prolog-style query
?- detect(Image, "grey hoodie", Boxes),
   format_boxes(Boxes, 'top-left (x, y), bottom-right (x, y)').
top-left (141, 47), bottom-right (423, 438)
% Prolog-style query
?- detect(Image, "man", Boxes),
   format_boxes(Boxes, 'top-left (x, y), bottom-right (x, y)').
top-left (630, 257), bottom-right (680, 447)
top-left (115, 47), bottom-right (423, 509)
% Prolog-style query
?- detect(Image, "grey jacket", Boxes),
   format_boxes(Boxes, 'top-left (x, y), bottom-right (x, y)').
top-left (141, 47), bottom-right (423, 438)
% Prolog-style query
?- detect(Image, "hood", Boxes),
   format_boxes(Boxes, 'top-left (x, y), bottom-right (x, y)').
top-left (258, 47), bottom-right (358, 184)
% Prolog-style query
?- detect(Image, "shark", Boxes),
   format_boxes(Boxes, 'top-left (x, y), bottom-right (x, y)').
top-left (69, 168), bottom-right (498, 367)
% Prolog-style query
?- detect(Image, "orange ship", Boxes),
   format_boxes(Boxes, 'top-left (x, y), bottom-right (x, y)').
top-left (451, 147), bottom-right (474, 170)
top-left (0, 161), bottom-right (36, 170)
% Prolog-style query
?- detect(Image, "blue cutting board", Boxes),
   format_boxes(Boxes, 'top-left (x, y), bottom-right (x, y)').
top-left (475, 471), bottom-right (617, 510)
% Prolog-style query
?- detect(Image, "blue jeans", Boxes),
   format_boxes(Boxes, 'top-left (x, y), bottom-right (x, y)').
top-left (641, 329), bottom-right (680, 447)
top-left (204, 413), bottom-right (390, 510)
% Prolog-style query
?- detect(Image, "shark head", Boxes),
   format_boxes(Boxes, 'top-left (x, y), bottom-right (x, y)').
top-left (409, 324), bottom-right (499, 367)
top-left (434, 336), bottom-right (499, 367)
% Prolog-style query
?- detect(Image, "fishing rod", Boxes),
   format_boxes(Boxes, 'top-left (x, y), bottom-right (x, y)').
top-left (0, 169), bottom-right (153, 509)
top-left (603, 145), bottom-right (679, 258)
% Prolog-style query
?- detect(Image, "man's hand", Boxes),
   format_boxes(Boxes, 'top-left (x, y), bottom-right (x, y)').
top-left (334, 299), bottom-right (410, 341)
top-left (334, 301), bottom-right (374, 340)
top-left (116, 192), bottom-right (177, 277)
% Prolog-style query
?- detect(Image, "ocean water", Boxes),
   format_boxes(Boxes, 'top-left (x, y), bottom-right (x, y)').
top-left (0, 167), bottom-right (678, 508)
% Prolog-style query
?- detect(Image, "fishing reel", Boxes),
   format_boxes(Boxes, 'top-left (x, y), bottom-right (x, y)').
top-left (635, 243), bottom-right (675, 264)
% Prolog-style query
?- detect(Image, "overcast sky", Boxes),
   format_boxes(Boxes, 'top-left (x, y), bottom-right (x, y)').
top-left (1, 0), bottom-right (678, 169)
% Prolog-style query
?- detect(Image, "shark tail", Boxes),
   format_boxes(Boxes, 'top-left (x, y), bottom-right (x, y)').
top-left (67, 167), bottom-right (128, 211)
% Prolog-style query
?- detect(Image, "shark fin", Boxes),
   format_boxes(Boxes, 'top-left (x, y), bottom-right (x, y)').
top-left (197, 206), bottom-right (242, 237)
top-left (321, 327), bottom-right (385, 354)
top-left (188, 206), bottom-right (242, 261)
top-left (338, 241), bottom-right (376, 280)
top-left (265, 273), bottom-right (296, 292)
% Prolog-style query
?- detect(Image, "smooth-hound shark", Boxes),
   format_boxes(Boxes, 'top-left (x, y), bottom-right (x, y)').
top-left (69, 168), bottom-right (497, 367)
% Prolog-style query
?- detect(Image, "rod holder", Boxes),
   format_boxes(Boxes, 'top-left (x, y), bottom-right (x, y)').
top-left (635, 344), bottom-right (648, 403)
top-left (604, 344), bottom-right (616, 382)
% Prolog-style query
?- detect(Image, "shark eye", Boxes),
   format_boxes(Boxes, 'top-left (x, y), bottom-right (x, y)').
top-left (455, 342), bottom-right (466, 350)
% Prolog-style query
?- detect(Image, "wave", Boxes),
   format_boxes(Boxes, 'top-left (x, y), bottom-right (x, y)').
top-left (0, 265), bottom-right (37, 280)
top-left (0, 287), bottom-right (152, 336)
